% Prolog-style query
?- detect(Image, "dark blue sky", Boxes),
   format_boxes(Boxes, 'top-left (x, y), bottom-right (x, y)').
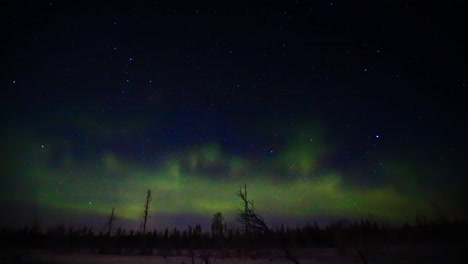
top-left (1, 0), bottom-right (467, 229)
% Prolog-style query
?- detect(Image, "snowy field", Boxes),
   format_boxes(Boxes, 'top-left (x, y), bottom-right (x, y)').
top-left (2, 245), bottom-right (466, 264)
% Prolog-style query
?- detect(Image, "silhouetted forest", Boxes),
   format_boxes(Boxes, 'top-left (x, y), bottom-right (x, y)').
top-left (1, 216), bottom-right (467, 256)
top-left (2, 186), bottom-right (468, 259)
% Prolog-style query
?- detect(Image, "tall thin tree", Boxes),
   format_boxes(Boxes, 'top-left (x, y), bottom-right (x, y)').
top-left (236, 184), bottom-right (269, 234)
top-left (236, 184), bottom-right (299, 264)
top-left (106, 208), bottom-right (116, 236)
top-left (237, 184), bottom-right (250, 234)
top-left (142, 189), bottom-right (152, 234)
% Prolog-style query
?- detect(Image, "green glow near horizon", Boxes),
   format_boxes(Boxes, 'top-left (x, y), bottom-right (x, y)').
top-left (22, 146), bottom-right (430, 225)
top-left (3, 124), bottom-right (451, 228)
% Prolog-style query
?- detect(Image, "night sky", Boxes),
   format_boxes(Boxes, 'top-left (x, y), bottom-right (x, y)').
top-left (1, 1), bottom-right (467, 231)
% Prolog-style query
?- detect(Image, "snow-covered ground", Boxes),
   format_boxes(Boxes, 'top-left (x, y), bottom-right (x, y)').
top-left (2, 245), bottom-right (466, 264)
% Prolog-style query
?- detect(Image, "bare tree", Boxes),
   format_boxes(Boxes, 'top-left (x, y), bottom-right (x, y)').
top-left (236, 184), bottom-right (300, 264)
top-left (142, 189), bottom-right (152, 234)
top-left (236, 184), bottom-right (269, 234)
top-left (237, 184), bottom-right (250, 234)
top-left (105, 208), bottom-right (116, 236)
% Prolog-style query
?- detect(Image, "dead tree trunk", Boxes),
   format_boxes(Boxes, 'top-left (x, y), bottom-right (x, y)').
top-left (236, 184), bottom-right (299, 264)
top-left (106, 208), bottom-right (115, 236)
top-left (243, 184), bottom-right (249, 234)
top-left (142, 189), bottom-right (152, 234)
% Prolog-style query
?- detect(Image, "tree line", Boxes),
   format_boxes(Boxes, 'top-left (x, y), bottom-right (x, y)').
top-left (1, 186), bottom-right (467, 256)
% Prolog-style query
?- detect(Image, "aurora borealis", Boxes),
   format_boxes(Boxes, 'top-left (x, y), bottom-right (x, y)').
top-left (1, 1), bottom-right (466, 230)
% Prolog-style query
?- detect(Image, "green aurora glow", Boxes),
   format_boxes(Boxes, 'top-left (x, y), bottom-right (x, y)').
top-left (2, 124), bottom-right (454, 229)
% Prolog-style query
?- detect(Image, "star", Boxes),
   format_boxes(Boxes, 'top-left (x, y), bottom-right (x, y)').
top-left (2, 0), bottom-right (464, 232)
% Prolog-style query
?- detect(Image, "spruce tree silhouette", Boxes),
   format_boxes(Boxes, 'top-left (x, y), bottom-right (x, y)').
top-left (211, 212), bottom-right (224, 238)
